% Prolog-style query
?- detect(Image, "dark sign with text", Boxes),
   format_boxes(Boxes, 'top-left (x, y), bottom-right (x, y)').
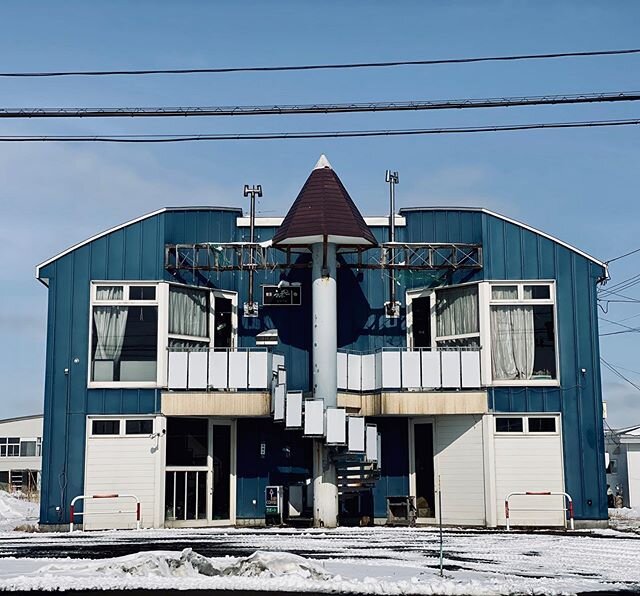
top-left (262, 285), bottom-right (301, 306)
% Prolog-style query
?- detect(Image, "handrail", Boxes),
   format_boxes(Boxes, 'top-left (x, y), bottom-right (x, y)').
top-left (504, 491), bottom-right (574, 530)
top-left (69, 493), bottom-right (141, 532)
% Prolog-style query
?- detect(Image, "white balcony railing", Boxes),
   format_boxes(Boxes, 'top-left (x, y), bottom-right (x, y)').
top-left (337, 347), bottom-right (482, 392)
top-left (167, 347), bottom-right (274, 391)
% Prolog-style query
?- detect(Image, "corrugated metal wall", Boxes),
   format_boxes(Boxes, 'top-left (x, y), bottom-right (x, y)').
top-left (38, 206), bottom-right (607, 524)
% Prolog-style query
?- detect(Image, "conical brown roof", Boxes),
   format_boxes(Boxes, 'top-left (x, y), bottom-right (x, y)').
top-left (272, 155), bottom-right (377, 247)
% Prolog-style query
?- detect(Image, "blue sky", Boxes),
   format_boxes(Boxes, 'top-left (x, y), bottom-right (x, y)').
top-left (1, 1), bottom-right (640, 426)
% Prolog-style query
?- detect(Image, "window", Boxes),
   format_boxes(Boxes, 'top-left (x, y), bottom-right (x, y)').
top-left (125, 419), bottom-right (153, 435)
top-left (435, 285), bottom-right (480, 347)
top-left (489, 282), bottom-right (556, 382)
top-left (169, 286), bottom-right (209, 339)
top-left (36, 437), bottom-right (42, 457)
top-left (20, 440), bottom-right (36, 457)
top-left (495, 417), bottom-right (524, 433)
top-left (92, 420), bottom-right (121, 435)
top-left (91, 283), bottom-right (159, 383)
top-left (528, 417), bottom-right (556, 433)
top-left (606, 459), bottom-right (617, 474)
top-left (4, 438), bottom-right (20, 457)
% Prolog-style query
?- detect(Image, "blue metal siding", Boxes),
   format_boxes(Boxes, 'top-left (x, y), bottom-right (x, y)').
top-left (39, 206), bottom-right (607, 524)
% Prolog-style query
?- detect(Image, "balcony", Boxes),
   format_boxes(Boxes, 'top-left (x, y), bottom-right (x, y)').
top-left (167, 347), bottom-right (277, 391)
top-left (337, 347), bottom-right (483, 392)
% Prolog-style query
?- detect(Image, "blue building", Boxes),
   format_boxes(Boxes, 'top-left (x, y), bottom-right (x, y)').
top-left (36, 156), bottom-right (608, 530)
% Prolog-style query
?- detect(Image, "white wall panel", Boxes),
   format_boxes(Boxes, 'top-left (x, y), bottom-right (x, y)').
top-left (285, 391), bottom-right (303, 429)
top-left (187, 352), bottom-right (208, 390)
top-left (441, 351), bottom-right (462, 388)
top-left (337, 353), bottom-right (348, 390)
top-left (494, 429), bottom-right (564, 526)
top-left (168, 352), bottom-right (188, 389)
top-left (228, 351), bottom-right (248, 389)
top-left (347, 353), bottom-right (362, 392)
top-left (326, 408), bottom-right (347, 445)
top-left (248, 351), bottom-right (269, 389)
top-left (627, 446), bottom-right (640, 509)
top-left (209, 350), bottom-right (228, 389)
top-left (461, 351), bottom-right (481, 388)
top-left (362, 353), bottom-right (377, 391)
top-left (348, 416), bottom-right (365, 453)
top-left (434, 415), bottom-right (486, 525)
top-left (272, 353), bottom-right (285, 373)
top-left (366, 424), bottom-right (378, 462)
top-left (381, 351), bottom-right (401, 388)
top-left (273, 384), bottom-right (285, 421)
top-left (84, 419), bottom-right (161, 530)
top-left (401, 351), bottom-right (421, 389)
top-left (421, 351), bottom-right (442, 388)
top-left (304, 399), bottom-right (325, 436)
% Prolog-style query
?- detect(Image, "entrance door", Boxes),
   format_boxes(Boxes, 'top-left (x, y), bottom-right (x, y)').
top-left (212, 292), bottom-right (236, 349)
top-left (164, 417), bottom-right (235, 526)
top-left (410, 421), bottom-right (436, 521)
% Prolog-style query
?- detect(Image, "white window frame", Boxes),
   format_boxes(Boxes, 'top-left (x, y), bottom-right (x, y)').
top-left (89, 281), bottom-right (239, 389)
top-left (406, 281), bottom-right (480, 349)
top-left (88, 281), bottom-right (164, 389)
top-left (88, 415), bottom-right (155, 438)
top-left (494, 414), bottom-right (560, 436)
top-left (484, 280), bottom-right (560, 387)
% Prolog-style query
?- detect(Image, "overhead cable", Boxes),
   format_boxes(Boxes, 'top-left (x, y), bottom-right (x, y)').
top-left (1, 117), bottom-right (639, 142)
top-left (2, 48), bottom-right (640, 77)
top-left (601, 358), bottom-right (640, 392)
top-left (2, 91), bottom-right (640, 119)
top-left (606, 246), bottom-right (640, 264)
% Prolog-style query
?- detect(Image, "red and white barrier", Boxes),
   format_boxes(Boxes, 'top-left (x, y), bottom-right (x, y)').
top-left (504, 491), bottom-right (574, 531)
top-left (69, 493), bottom-right (141, 532)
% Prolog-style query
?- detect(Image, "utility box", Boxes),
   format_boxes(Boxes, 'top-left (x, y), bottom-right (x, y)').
top-left (265, 485), bottom-right (284, 525)
top-left (386, 496), bottom-right (416, 526)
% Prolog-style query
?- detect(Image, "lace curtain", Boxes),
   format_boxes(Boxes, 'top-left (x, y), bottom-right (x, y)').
top-left (169, 287), bottom-right (208, 337)
top-left (490, 305), bottom-right (535, 380)
top-left (436, 285), bottom-right (479, 337)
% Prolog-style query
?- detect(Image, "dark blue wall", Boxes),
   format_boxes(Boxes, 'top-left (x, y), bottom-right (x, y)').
top-left (38, 206), bottom-right (607, 524)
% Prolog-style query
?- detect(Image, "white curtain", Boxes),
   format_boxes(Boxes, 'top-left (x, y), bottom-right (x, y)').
top-left (169, 287), bottom-right (208, 337)
top-left (96, 286), bottom-right (123, 300)
top-left (490, 305), bottom-right (535, 380)
top-left (436, 286), bottom-right (479, 337)
top-left (93, 306), bottom-right (129, 363)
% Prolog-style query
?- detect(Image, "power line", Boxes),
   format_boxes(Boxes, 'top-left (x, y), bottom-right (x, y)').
top-left (1, 118), bottom-right (639, 142)
top-left (606, 246), bottom-right (640, 264)
top-left (3, 48), bottom-right (640, 78)
top-left (601, 358), bottom-right (640, 392)
top-left (3, 91), bottom-right (640, 119)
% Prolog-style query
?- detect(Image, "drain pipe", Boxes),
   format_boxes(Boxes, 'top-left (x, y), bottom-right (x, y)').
top-left (385, 170), bottom-right (399, 318)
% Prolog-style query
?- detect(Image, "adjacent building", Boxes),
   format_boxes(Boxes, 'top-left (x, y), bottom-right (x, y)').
top-left (36, 156), bottom-right (608, 530)
top-left (0, 414), bottom-right (43, 495)
top-left (605, 424), bottom-right (640, 509)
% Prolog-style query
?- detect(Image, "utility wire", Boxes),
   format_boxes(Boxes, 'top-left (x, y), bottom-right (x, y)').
top-left (3, 48), bottom-right (640, 77)
top-left (606, 246), bottom-right (640, 264)
top-left (1, 118), bottom-right (639, 142)
top-left (601, 358), bottom-right (640, 392)
top-left (3, 91), bottom-right (640, 119)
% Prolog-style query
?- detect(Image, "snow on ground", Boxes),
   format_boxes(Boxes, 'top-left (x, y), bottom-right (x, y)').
top-left (608, 507), bottom-right (640, 533)
top-left (0, 491), bottom-right (38, 531)
top-left (0, 526), bottom-right (639, 593)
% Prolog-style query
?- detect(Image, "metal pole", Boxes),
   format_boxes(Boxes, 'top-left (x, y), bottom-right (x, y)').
top-left (438, 475), bottom-right (443, 577)
top-left (243, 184), bottom-right (262, 317)
top-left (385, 170), bottom-right (399, 317)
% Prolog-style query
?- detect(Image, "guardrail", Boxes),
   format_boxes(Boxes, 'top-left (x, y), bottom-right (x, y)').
top-left (505, 491), bottom-right (574, 530)
top-left (69, 493), bottom-right (141, 532)
top-left (167, 347), bottom-right (274, 391)
top-left (337, 347), bottom-right (482, 392)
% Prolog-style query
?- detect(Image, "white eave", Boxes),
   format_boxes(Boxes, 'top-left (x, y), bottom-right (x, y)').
top-left (35, 206), bottom-right (242, 284)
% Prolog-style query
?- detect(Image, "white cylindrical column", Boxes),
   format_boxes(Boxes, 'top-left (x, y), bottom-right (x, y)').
top-left (311, 241), bottom-right (338, 527)
top-left (311, 242), bottom-right (337, 407)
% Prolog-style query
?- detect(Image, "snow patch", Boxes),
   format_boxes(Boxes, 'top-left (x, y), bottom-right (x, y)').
top-left (609, 507), bottom-right (640, 532)
top-left (0, 491), bottom-right (39, 531)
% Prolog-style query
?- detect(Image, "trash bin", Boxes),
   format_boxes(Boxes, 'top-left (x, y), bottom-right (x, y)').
top-left (386, 496), bottom-right (416, 526)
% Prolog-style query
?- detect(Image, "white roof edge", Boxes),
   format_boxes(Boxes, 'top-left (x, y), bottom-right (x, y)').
top-left (399, 206), bottom-right (608, 273)
top-left (0, 413), bottom-right (43, 424)
top-left (35, 206), bottom-right (242, 279)
top-left (236, 216), bottom-right (406, 227)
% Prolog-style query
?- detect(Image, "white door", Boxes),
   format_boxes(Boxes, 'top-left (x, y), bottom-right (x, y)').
top-left (494, 415), bottom-right (565, 526)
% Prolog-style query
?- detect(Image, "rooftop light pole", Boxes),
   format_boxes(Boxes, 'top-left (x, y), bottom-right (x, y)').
top-left (385, 170), bottom-right (400, 317)
top-left (243, 184), bottom-right (262, 317)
